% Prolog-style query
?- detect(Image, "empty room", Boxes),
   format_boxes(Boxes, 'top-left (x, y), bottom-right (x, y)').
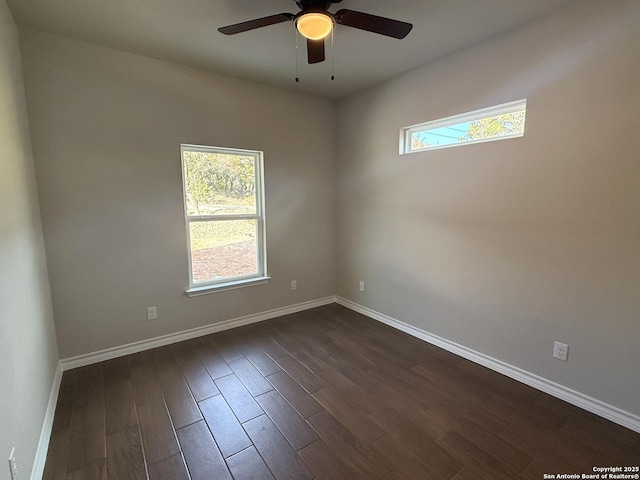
top-left (1, 0), bottom-right (639, 479)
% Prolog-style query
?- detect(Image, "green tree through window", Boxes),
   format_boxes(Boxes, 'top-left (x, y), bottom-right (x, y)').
top-left (462, 111), bottom-right (526, 141)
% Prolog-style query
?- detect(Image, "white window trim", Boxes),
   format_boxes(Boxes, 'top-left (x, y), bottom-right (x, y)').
top-left (400, 98), bottom-right (527, 154)
top-left (181, 144), bottom-right (269, 296)
top-left (186, 276), bottom-right (271, 297)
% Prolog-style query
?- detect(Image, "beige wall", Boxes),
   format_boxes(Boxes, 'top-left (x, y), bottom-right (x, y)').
top-left (19, 30), bottom-right (337, 359)
top-left (0, 1), bottom-right (59, 477)
top-left (336, 0), bottom-right (640, 416)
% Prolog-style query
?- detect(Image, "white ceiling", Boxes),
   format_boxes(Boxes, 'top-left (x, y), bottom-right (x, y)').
top-left (7, 0), bottom-right (581, 99)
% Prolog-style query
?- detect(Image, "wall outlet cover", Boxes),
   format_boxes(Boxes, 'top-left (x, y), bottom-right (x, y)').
top-left (553, 341), bottom-right (569, 361)
top-left (146, 306), bottom-right (158, 321)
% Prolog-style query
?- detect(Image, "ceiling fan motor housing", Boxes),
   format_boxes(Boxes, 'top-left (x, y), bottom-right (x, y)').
top-left (295, 0), bottom-right (342, 12)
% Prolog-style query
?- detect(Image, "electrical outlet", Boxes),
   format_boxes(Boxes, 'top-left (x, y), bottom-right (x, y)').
top-left (553, 341), bottom-right (569, 361)
top-left (291, 280), bottom-right (297, 291)
top-left (146, 306), bottom-right (157, 321)
top-left (8, 448), bottom-right (18, 480)
top-left (359, 280), bottom-right (365, 292)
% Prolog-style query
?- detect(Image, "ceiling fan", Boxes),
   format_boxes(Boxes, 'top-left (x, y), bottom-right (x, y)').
top-left (218, 0), bottom-right (413, 65)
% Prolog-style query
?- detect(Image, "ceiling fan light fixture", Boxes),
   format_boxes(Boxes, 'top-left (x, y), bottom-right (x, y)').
top-left (296, 12), bottom-right (333, 40)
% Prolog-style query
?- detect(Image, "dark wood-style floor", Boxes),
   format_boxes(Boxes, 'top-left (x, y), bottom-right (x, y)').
top-left (43, 303), bottom-right (639, 480)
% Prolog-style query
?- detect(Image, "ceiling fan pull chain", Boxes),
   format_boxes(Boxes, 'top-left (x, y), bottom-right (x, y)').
top-left (295, 29), bottom-right (300, 82)
top-left (330, 27), bottom-right (335, 81)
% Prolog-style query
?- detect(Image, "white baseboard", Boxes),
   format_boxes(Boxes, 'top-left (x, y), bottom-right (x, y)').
top-left (336, 296), bottom-right (640, 434)
top-left (59, 296), bottom-right (337, 371)
top-left (31, 362), bottom-right (63, 480)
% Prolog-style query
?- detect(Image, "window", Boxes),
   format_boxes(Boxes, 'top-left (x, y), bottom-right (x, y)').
top-left (400, 99), bottom-right (526, 154)
top-left (181, 144), bottom-right (268, 295)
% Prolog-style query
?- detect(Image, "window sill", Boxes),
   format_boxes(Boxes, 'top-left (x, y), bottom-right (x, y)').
top-left (186, 276), bottom-right (271, 297)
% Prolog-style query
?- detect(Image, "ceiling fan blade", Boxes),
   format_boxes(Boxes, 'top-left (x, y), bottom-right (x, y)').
top-left (335, 9), bottom-right (413, 39)
top-left (307, 38), bottom-right (325, 64)
top-left (218, 13), bottom-right (294, 35)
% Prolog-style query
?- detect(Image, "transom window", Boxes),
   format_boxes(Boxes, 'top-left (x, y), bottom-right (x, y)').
top-left (400, 99), bottom-right (527, 154)
top-left (181, 144), bottom-right (268, 295)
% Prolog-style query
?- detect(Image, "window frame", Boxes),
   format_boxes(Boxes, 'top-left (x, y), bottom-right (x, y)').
top-left (400, 99), bottom-right (527, 154)
top-left (180, 144), bottom-right (269, 296)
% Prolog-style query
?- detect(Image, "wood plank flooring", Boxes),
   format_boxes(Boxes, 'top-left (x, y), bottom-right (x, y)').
top-left (43, 304), bottom-right (640, 479)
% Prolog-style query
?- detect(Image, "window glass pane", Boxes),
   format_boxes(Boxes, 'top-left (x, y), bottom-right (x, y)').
top-left (403, 99), bottom-right (526, 153)
top-left (189, 219), bottom-right (258, 284)
top-left (183, 151), bottom-right (256, 216)
top-left (411, 111), bottom-right (525, 150)
top-left (411, 122), bottom-right (471, 149)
